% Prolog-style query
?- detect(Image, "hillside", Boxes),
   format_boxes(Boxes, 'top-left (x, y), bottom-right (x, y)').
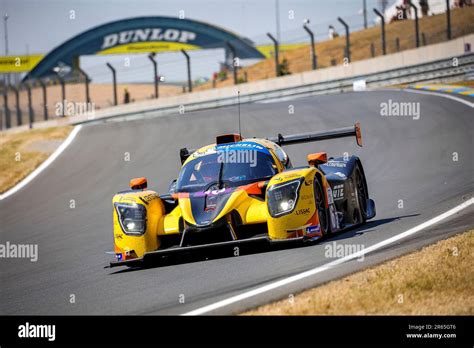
top-left (196, 7), bottom-right (474, 90)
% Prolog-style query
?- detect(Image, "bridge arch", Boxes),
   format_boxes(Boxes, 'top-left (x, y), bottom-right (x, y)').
top-left (26, 16), bottom-right (263, 79)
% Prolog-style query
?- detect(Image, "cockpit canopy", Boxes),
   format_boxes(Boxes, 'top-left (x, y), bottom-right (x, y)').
top-left (176, 142), bottom-right (278, 193)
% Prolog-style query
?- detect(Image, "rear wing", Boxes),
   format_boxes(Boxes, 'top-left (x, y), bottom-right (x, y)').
top-left (180, 123), bottom-right (362, 164)
top-left (268, 122), bottom-right (362, 147)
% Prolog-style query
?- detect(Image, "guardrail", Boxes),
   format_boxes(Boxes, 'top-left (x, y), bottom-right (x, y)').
top-left (74, 52), bottom-right (473, 125)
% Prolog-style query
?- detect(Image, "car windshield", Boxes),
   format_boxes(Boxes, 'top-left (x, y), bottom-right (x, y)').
top-left (176, 150), bottom-right (277, 193)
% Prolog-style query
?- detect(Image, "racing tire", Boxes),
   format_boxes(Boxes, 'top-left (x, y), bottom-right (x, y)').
top-left (314, 178), bottom-right (330, 236)
top-left (354, 162), bottom-right (369, 224)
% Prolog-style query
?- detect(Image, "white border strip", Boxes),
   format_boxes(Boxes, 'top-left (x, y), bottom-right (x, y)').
top-left (0, 125), bottom-right (82, 201)
top-left (183, 197), bottom-right (474, 315)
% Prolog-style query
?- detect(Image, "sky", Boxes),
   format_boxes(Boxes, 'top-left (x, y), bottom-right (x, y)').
top-left (0, 0), bottom-right (396, 83)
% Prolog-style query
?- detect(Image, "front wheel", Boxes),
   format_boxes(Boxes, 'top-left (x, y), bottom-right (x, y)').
top-left (314, 179), bottom-right (329, 236)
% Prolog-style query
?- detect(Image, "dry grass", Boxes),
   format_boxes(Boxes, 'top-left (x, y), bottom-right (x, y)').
top-left (0, 126), bottom-right (72, 193)
top-left (196, 7), bottom-right (474, 90)
top-left (244, 230), bottom-right (474, 315)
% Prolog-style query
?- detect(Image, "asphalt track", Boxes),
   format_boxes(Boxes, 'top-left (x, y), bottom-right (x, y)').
top-left (0, 90), bottom-right (473, 315)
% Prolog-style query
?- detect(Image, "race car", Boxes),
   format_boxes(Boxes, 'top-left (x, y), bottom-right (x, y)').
top-left (110, 123), bottom-right (376, 267)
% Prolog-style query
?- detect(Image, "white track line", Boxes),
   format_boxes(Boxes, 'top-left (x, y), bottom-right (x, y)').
top-left (401, 88), bottom-right (474, 108)
top-left (183, 197), bottom-right (474, 315)
top-left (0, 125), bottom-right (82, 201)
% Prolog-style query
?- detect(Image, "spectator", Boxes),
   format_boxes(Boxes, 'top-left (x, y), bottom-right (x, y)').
top-left (419, 0), bottom-right (429, 16)
top-left (328, 25), bottom-right (338, 39)
top-left (455, 0), bottom-right (473, 6)
top-left (401, 1), bottom-right (409, 19)
top-left (123, 88), bottom-right (130, 104)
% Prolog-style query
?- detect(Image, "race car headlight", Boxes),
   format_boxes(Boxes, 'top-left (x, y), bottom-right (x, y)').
top-left (267, 178), bottom-right (302, 217)
top-left (114, 203), bottom-right (147, 235)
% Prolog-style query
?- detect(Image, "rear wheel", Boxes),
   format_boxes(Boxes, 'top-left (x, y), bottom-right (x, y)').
top-left (314, 179), bottom-right (329, 236)
top-left (354, 163), bottom-right (368, 224)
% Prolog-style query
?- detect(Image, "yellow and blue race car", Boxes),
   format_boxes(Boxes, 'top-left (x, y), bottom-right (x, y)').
top-left (110, 123), bottom-right (376, 267)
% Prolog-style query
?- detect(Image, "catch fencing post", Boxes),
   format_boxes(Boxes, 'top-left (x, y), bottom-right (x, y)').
top-left (11, 86), bottom-right (21, 126)
top-left (226, 42), bottom-right (238, 84)
top-left (337, 17), bottom-right (351, 62)
top-left (267, 33), bottom-right (280, 77)
top-left (3, 89), bottom-right (11, 129)
top-left (303, 23), bottom-right (317, 70)
top-left (78, 67), bottom-right (91, 104)
top-left (106, 62), bottom-right (117, 106)
top-left (181, 50), bottom-right (192, 92)
top-left (39, 80), bottom-right (48, 121)
top-left (23, 81), bottom-right (34, 128)
top-left (446, 0), bottom-right (452, 40)
top-left (53, 69), bottom-right (66, 116)
top-left (373, 8), bottom-right (386, 55)
top-left (408, 1), bottom-right (420, 48)
top-left (148, 53), bottom-right (159, 99)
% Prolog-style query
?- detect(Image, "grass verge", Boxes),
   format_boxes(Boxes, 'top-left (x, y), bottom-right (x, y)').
top-left (0, 126), bottom-right (72, 194)
top-left (244, 230), bottom-right (473, 315)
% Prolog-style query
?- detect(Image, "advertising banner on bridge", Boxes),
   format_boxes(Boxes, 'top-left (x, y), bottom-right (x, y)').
top-left (0, 55), bottom-right (44, 73)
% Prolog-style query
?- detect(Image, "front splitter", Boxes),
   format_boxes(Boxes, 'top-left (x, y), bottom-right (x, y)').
top-left (109, 236), bottom-right (305, 268)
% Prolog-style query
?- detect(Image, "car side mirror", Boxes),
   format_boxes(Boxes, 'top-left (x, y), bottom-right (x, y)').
top-left (168, 179), bottom-right (177, 194)
top-left (130, 177), bottom-right (148, 190)
top-left (307, 152), bottom-right (327, 166)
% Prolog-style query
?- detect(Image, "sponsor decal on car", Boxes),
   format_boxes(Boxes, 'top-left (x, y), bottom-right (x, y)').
top-left (305, 225), bottom-right (320, 234)
top-left (327, 187), bottom-right (334, 205)
top-left (332, 184), bottom-right (344, 201)
top-left (192, 187), bottom-right (234, 197)
top-left (295, 208), bottom-right (310, 215)
top-left (326, 161), bottom-right (346, 167)
top-left (193, 147), bottom-right (217, 158)
top-left (280, 173), bottom-right (301, 180)
top-left (334, 172), bottom-right (347, 179)
top-left (216, 142), bottom-right (270, 157)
